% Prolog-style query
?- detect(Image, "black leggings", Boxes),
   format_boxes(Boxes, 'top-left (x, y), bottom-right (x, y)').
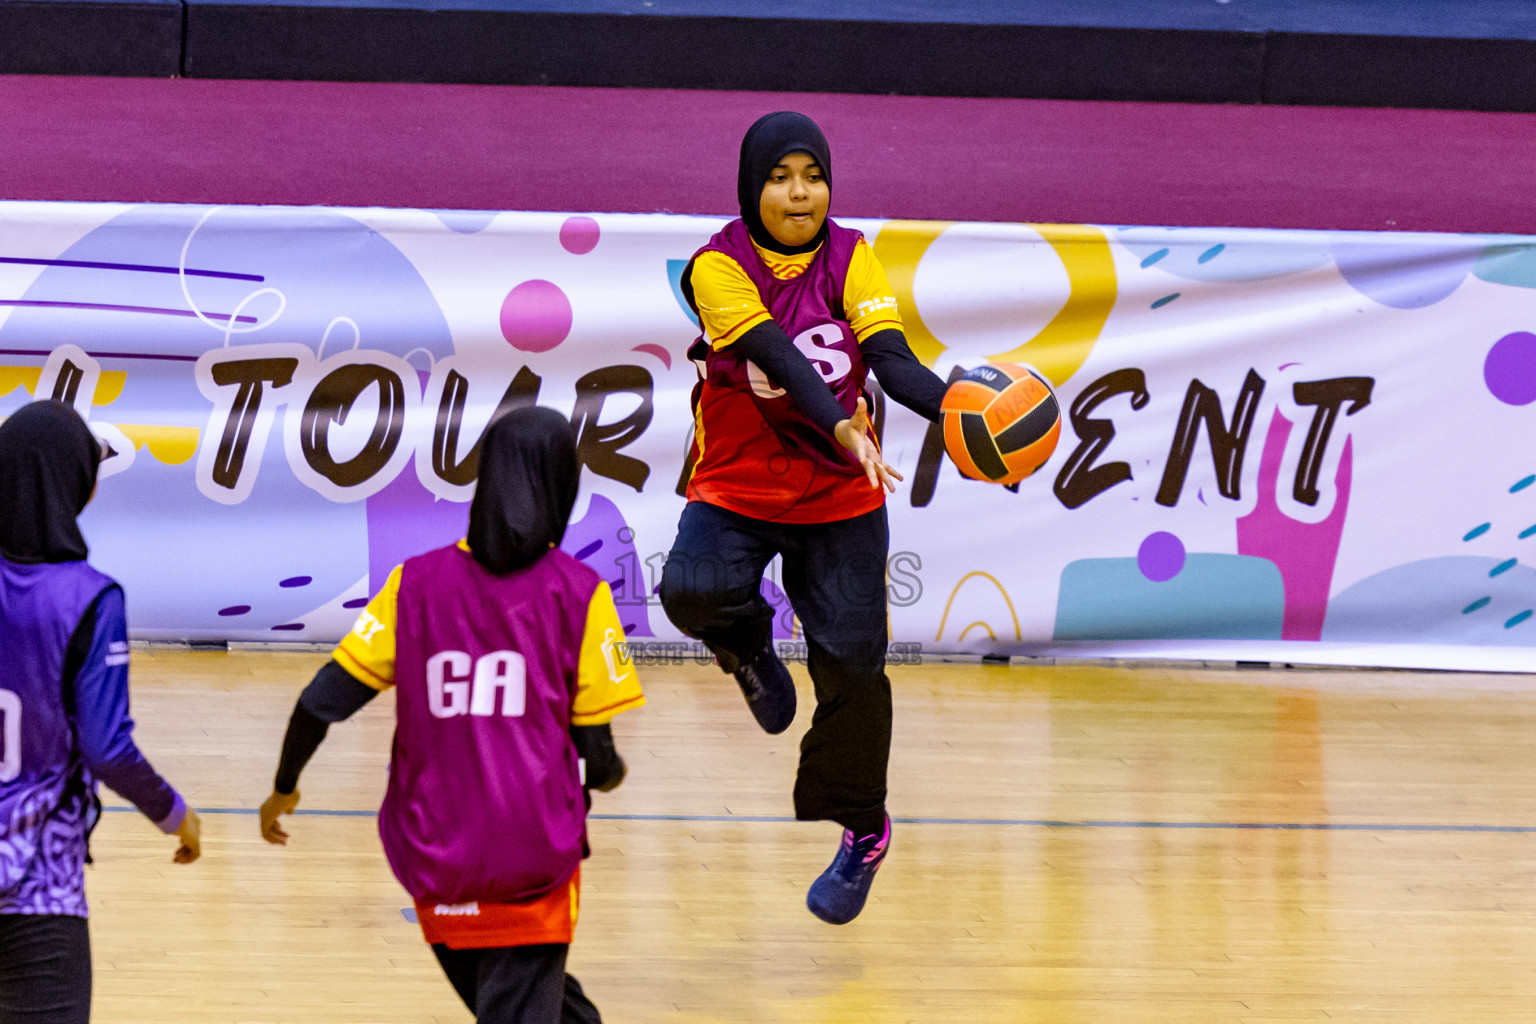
top-left (660, 501), bottom-right (892, 835)
top-left (0, 914), bottom-right (91, 1024)
top-left (431, 943), bottom-right (601, 1024)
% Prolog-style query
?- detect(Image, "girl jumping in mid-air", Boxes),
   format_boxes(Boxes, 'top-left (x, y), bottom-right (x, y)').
top-left (0, 400), bottom-right (201, 1023)
top-left (661, 111), bottom-right (949, 925)
top-left (259, 407), bottom-right (644, 1023)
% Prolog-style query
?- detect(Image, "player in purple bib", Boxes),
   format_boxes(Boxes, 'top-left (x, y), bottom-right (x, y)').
top-left (260, 408), bottom-right (644, 1023)
top-left (682, 216), bottom-right (874, 518)
top-left (662, 112), bottom-right (950, 924)
top-left (0, 400), bottom-right (201, 1023)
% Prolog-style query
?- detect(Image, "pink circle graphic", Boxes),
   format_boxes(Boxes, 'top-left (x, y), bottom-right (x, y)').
top-left (500, 280), bottom-right (572, 352)
top-left (560, 216), bottom-right (600, 255)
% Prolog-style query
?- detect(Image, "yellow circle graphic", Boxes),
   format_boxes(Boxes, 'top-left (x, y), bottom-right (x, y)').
top-left (870, 221), bottom-right (1118, 388)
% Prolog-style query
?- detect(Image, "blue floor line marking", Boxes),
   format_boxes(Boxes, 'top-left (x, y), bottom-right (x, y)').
top-left (102, 806), bottom-right (1536, 833)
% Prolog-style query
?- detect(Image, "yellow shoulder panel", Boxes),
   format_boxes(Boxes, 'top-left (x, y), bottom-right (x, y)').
top-left (571, 582), bottom-right (646, 725)
top-left (846, 238), bottom-right (904, 342)
top-left (333, 565), bottom-right (402, 692)
top-left (691, 250), bottom-right (772, 349)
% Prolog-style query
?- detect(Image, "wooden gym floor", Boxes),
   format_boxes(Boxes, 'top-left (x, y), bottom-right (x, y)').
top-left (87, 649), bottom-right (1536, 1023)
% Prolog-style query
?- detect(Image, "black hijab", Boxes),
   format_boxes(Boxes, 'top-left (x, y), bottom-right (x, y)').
top-left (738, 111), bottom-right (833, 256)
top-left (467, 406), bottom-right (580, 575)
top-left (0, 400), bottom-right (100, 564)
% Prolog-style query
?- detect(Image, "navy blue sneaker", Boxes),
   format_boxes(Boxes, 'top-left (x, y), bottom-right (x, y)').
top-left (733, 645), bottom-right (796, 734)
top-left (806, 817), bottom-right (891, 925)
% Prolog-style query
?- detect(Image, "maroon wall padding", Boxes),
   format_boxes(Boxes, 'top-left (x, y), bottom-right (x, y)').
top-left (1, 75), bottom-right (1532, 235)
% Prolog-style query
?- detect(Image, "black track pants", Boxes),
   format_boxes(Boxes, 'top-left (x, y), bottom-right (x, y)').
top-left (0, 913), bottom-right (91, 1024)
top-left (431, 942), bottom-right (601, 1024)
top-left (660, 500), bottom-right (892, 834)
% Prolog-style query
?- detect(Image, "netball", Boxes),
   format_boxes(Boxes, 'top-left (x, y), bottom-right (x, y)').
top-left (940, 362), bottom-right (1062, 484)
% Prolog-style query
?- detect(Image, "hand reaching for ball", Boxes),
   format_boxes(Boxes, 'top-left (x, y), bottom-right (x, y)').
top-left (835, 397), bottom-right (903, 492)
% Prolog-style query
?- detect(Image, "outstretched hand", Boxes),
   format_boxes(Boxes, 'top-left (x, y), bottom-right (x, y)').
top-left (834, 397), bottom-right (903, 492)
top-left (260, 790), bottom-right (301, 845)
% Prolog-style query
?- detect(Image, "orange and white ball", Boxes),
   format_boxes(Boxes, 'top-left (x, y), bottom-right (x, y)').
top-left (940, 363), bottom-right (1062, 485)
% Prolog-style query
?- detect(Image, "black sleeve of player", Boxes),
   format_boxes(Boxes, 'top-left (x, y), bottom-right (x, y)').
top-left (571, 724), bottom-right (627, 793)
top-left (733, 321), bottom-right (850, 436)
top-left (272, 660), bottom-right (381, 795)
top-left (273, 704), bottom-right (327, 797)
top-left (299, 659), bottom-right (381, 723)
top-left (861, 328), bottom-right (947, 423)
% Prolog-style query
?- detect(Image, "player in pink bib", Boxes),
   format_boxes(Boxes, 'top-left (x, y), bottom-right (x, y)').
top-left (662, 112), bottom-right (950, 925)
top-left (259, 408), bottom-right (644, 1023)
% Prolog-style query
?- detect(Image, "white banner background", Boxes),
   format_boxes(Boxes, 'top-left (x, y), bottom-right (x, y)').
top-left (2, 202), bottom-right (1534, 671)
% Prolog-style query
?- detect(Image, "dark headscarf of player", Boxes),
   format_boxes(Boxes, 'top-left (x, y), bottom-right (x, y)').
top-left (467, 406), bottom-right (580, 575)
top-left (0, 400), bottom-right (100, 564)
top-left (738, 110), bottom-right (833, 256)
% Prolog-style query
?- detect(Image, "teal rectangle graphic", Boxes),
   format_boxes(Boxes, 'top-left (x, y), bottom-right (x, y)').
top-left (1053, 553), bottom-right (1285, 641)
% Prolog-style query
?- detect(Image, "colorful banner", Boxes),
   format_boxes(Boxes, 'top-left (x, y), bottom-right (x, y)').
top-left (2, 202), bottom-right (1534, 671)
